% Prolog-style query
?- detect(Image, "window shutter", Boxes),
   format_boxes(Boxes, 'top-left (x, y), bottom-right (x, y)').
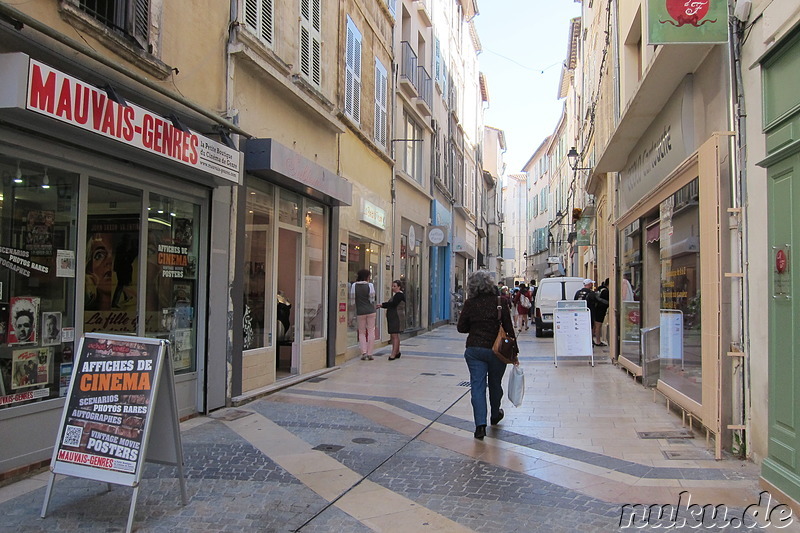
top-left (300, 0), bottom-right (322, 87)
top-left (131, 0), bottom-right (149, 49)
top-left (374, 60), bottom-right (388, 146)
top-left (434, 37), bottom-right (440, 84)
top-left (345, 17), bottom-right (362, 123)
top-left (245, 0), bottom-right (274, 46)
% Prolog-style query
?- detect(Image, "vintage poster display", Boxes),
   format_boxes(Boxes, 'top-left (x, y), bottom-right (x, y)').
top-left (53, 337), bottom-right (159, 475)
top-left (84, 216), bottom-right (139, 334)
top-left (8, 296), bottom-right (40, 345)
top-left (11, 347), bottom-right (51, 389)
top-left (41, 312), bottom-right (62, 346)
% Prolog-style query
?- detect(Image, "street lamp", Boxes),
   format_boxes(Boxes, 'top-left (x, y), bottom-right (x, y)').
top-left (567, 147), bottom-right (592, 171)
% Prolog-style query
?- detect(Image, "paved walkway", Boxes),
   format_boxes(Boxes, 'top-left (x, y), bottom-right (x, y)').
top-left (1, 326), bottom-right (798, 532)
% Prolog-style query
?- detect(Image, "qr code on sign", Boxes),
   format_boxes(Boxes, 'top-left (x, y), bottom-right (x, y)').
top-left (61, 425), bottom-right (83, 447)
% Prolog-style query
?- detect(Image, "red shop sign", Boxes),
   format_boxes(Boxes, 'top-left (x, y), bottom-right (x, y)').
top-left (776, 249), bottom-right (788, 274)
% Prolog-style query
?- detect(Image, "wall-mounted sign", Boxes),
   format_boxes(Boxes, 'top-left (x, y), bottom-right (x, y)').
top-left (427, 226), bottom-right (447, 246)
top-left (16, 56), bottom-right (240, 183)
top-left (408, 225), bottom-right (416, 247)
top-left (360, 200), bottom-right (386, 229)
top-left (774, 245), bottom-right (791, 298)
top-left (339, 243), bottom-right (347, 263)
top-left (647, 0), bottom-right (728, 45)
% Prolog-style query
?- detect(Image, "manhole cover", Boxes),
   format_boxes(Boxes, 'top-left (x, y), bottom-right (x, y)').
top-left (637, 430), bottom-right (694, 439)
top-left (307, 377), bottom-right (328, 383)
top-left (352, 438), bottom-right (376, 444)
top-left (663, 449), bottom-right (715, 460)
top-left (457, 381), bottom-right (470, 387)
top-left (210, 409), bottom-right (253, 421)
top-left (312, 444), bottom-right (344, 452)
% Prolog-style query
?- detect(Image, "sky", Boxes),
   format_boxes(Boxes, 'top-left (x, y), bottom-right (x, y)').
top-left (473, 0), bottom-right (582, 174)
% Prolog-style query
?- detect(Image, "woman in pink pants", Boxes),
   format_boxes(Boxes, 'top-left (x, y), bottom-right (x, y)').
top-left (350, 269), bottom-right (376, 360)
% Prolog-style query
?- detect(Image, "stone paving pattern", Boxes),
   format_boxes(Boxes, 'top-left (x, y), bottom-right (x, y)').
top-left (0, 325), bottom-right (794, 532)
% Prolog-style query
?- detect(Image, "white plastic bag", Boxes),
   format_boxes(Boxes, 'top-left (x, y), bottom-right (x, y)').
top-left (507, 365), bottom-right (525, 407)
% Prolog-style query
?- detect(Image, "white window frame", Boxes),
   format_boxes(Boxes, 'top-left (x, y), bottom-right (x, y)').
top-left (300, 0), bottom-right (322, 87)
top-left (243, 0), bottom-right (274, 46)
top-left (374, 59), bottom-right (388, 147)
top-left (344, 16), bottom-right (362, 123)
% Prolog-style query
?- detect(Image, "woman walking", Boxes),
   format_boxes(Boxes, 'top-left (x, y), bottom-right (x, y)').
top-left (457, 271), bottom-right (518, 439)
top-left (378, 280), bottom-right (406, 360)
top-left (350, 269), bottom-right (377, 360)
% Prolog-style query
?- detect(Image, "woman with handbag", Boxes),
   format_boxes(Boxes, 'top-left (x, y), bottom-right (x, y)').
top-left (457, 270), bottom-right (518, 440)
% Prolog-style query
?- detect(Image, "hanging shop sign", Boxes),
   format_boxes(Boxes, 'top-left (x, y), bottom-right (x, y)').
top-left (647, 0), bottom-right (728, 45)
top-left (0, 53), bottom-right (240, 183)
top-left (427, 226), bottom-right (448, 246)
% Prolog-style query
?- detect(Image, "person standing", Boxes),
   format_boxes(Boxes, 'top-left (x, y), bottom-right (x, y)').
top-left (514, 284), bottom-right (532, 332)
top-left (457, 271), bottom-right (518, 440)
top-left (350, 269), bottom-right (377, 360)
top-left (574, 279), bottom-right (599, 342)
top-left (378, 280), bottom-right (406, 360)
top-left (593, 279), bottom-right (610, 346)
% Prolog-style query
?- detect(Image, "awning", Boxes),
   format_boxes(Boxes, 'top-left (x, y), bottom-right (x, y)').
top-left (646, 222), bottom-right (660, 244)
top-left (245, 138), bottom-right (352, 206)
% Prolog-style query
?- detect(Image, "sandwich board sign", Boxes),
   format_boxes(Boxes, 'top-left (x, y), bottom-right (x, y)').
top-left (41, 334), bottom-right (187, 532)
top-left (553, 305), bottom-right (594, 367)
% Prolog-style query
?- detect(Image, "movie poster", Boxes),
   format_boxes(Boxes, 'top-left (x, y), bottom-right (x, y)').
top-left (54, 338), bottom-right (159, 475)
top-left (8, 296), bottom-right (40, 345)
top-left (25, 210), bottom-right (55, 257)
top-left (11, 347), bottom-right (50, 389)
top-left (41, 312), bottom-right (62, 346)
top-left (0, 302), bottom-right (8, 344)
top-left (84, 217), bottom-right (139, 334)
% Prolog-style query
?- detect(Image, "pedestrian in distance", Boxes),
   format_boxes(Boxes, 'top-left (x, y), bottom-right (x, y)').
top-left (528, 279), bottom-right (537, 321)
top-left (574, 279), bottom-right (601, 345)
top-left (350, 269), bottom-right (376, 360)
top-left (457, 270), bottom-right (518, 440)
top-left (378, 280), bottom-right (406, 360)
top-left (514, 284), bottom-right (532, 332)
top-left (593, 279), bottom-right (610, 346)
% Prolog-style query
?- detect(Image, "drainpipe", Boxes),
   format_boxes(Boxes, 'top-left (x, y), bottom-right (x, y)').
top-left (727, 4), bottom-right (749, 458)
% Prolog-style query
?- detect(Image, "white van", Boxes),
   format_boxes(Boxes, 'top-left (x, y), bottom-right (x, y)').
top-left (533, 277), bottom-right (586, 337)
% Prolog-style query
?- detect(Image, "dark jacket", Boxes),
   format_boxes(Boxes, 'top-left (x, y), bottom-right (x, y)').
top-left (380, 291), bottom-right (406, 334)
top-left (574, 287), bottom-right (598, 311)
top-left (457, 292), bottom-right (516, 353)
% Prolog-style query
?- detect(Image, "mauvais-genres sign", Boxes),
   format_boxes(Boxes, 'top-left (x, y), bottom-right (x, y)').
top-left (54, 338), bottom-right (160, 475)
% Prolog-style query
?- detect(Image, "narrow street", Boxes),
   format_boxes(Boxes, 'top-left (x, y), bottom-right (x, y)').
top-left (2, 326), bottom-right (789, 532)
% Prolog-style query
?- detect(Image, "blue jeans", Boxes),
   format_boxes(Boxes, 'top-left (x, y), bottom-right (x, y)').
top-left (464, 346), bottom-right (507, 427)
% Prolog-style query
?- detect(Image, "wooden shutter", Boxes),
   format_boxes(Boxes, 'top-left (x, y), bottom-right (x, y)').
top-left (244, 0), bottom-right (274, 45)
top-left (131, 0), bottom-right (149, 49)
top-left (374, 60), bottom-right (388, 146)
top-left (345, 17), bottom-right (362, 123)
top-left (300, 0), bottom-right (322, 87)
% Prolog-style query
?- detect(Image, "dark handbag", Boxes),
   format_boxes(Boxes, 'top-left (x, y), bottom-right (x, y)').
top-left (492, 297), bottom-right (518, 364)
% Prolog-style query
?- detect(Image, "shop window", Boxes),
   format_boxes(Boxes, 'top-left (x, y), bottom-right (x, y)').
top-left (0, 157), bottom-right (78, 408)
top-left (399, 228), bottom-right (421, 330)
top-left (303, 201), bottom-right (326, 340)
top-left (618, 219), bottom-right (642, 364)
top-left (144, 193), bottom-right (200, 373)
top-left (243, 183), bottom-right (275, 350)
top-left (279, 190), bottom-right (302, 227)
top-left (658, 179), bottom-right (701, 403)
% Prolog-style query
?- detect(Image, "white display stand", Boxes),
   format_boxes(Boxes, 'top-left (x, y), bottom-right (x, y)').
top-left (554, 306), bottom-right (594, 367)
top-left (41, 334), bottom-right (187, 533)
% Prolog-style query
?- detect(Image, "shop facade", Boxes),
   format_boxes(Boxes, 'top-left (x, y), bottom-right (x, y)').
top-left (611, 71), bottom-right (733, 457)
top-left (235, 139), bottom-right (351, 395)
top-left (0, 53), bottom-right (241, 474)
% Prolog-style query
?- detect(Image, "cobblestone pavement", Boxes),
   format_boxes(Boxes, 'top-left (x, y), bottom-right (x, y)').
top-left (1, 326), bottom-right (797, 532)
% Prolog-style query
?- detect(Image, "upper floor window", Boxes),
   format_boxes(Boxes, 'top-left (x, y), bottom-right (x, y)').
top-left (300, 0), bottom-right (322, 87)
top-left (244, 0), bottom-right (274, 46)
top-left (78, 0), bottom-right (149, 48)
top-left (401, 110), bottom-right (423, 184)
top-left (344, 17), bottom-right (362, 123)
top-left (374, 59), bottom-right (388, 146)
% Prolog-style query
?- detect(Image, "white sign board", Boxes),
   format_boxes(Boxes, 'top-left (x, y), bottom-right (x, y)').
top-left (659, 309), bottom-right (684, 366)
top-left (554, 308), bottom-right (594, 366)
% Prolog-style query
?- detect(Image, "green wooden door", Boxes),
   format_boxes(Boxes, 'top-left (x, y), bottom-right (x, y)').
top-left (764, 152), bottom-right (800, 503)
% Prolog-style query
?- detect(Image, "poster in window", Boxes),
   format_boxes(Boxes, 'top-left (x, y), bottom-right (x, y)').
top-left (25, 210), bottom-right (55, 257)
top-left (11, 347), bottom-right (50, 389)
top-left (0, 302), bottom-right (8, 344)
top-left (8, 296), bottom-right (40, 345)
top-left (84, 217), bottom-right (139, 334)
top-left (41, 311), bottom-right (62, 346)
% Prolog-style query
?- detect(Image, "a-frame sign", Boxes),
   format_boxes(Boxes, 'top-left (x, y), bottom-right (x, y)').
top-left (41, 334), bottom-right (188, 532)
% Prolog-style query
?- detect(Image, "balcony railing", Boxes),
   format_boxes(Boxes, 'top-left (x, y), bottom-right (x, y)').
top-left (399, 41), bottom-right (419, 96)
top-left (416, 65), bottom-right (432, 110)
